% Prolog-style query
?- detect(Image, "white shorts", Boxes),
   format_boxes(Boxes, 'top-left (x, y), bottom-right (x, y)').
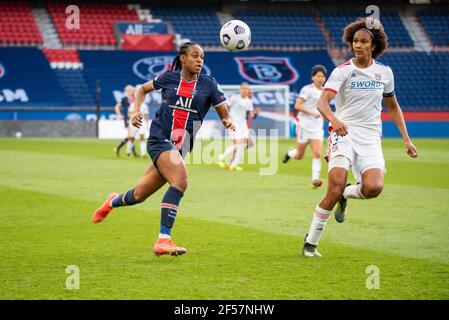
top-left (128, 122), bottom-right (148, 138)
top-left (229, 124), bottom-right (250, 140)
top-left (326, 130), bottom-right (385, 178)
top-left (296, 125), bottom-right (324, 144)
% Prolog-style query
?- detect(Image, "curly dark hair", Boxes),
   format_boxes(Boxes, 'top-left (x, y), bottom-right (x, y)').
top-left (342, 17), bottom-right (388, 59)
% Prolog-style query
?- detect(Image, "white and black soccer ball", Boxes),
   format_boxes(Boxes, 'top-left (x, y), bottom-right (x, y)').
top-left (220, 20), bottom-right (251, 52)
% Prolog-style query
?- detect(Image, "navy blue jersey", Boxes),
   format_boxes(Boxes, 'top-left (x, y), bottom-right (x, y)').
top-left (120, 96), bottom-right (132, 126)
top-left (151, 71), bottom-right (226, 149)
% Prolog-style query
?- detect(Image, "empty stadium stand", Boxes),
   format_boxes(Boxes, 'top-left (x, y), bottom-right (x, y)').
top-left (417, 11), bottom-right (449, 47)
top-left (378, 52), bottom-right (449, 110)
top-left (47, 3), bottom-right (140, 47)
top-left (150, 7), bottom-right (222, 46)
top-left (0, 2), bottom-right (43, 46)
top-left (42, 49), bottom-right (95, 106)
top-left (321, 11), bottom-right (414, 47)
top-left (233, 10), bottom-right (326, 48)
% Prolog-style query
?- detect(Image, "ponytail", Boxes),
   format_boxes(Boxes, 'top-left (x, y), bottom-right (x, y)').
top-left (171, 55), bottom-right (181, 71)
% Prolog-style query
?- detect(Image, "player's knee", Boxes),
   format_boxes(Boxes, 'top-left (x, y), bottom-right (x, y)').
top-left (172, 177), bottom-right (188, 193)
top-left (327, 183), bottom-right (345, 202)
top-left (312, 152), bottom-right (321, 159)
top-left (362, 182), bottom-right (383, 198)
top-left (133, 189), bottom-right (147, 203)
top-left (295, 153), bottom-right (304, 160)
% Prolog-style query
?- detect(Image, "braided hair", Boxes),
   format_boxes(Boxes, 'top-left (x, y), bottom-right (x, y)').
top-left (171, 42), bottom-right (199, 71)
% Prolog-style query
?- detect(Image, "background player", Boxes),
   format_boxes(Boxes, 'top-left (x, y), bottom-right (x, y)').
top-left (283, 65), bottom-right (327, 188)
top-left (218, 82), bottom-right (260, 171)
top-left (302, 17), bottom-right (418, 257)
top-left (129, 84), bottom-right (150, 158)
top-left (92, 42), bottom-right (234, 256)
top-left (114, 84), bottom-right (137, 157)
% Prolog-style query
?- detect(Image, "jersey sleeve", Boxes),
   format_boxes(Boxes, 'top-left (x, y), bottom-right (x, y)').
top-left (323, 67), bottom-right (345, 94)
top-left (140, 103), bottom-right (149, 115)
top-left (210, 78), bottom-right (227, 107)
top-left (383, 67), bottom-right (395, 97)
top-left (228, 94), bottom-right (237, 107)
top-left (298, 86), bottom-right (310, 101)
top-left (152, 72), bottom-right (170, 90)
top-left (247, 99), bottom-right (254, 112)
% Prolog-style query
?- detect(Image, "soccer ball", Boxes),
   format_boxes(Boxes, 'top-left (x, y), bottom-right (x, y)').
top-left (220, 20), bottom-right (251, 52)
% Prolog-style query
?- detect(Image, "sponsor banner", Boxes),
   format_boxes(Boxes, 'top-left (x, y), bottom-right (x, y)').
top-left (116, 22), bottom-right (168, 35)
top-left (79, 50), bottom-right (334, 107)
top-left (0, 110), bottom-right (117, 121)
top-left (0, 48), bottom-right (69, 106)
top-left (122, 34), bottom-right (174, 51)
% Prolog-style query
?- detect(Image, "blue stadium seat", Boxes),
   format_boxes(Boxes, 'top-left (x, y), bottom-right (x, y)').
top-left (53, 69), bottom-right (96, 106)
top-left (233, 10), bottom-right (326, 47)
top-left (417, 11), bottom-right (449, 46)
top-left (378, 52), bottom-right (449, 110)
top-left (321, 11), bottom-right (414, 47)
top-left (150, 7), bottom-right (222, 46)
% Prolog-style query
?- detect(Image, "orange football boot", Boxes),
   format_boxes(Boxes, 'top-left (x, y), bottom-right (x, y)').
top-left (153, 238), bottom-right (187, 257)
top-left (92, 192), bottom-right (119, 224)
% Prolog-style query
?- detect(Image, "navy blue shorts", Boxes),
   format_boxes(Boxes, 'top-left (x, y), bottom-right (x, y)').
top-left (147, 136), bottom-right (178, 165)
top-left (146, 123), bottom-right (190, 166)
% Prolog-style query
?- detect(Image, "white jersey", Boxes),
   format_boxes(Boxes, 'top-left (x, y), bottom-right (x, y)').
top-left (296, 83), bottom-right (323, 131)
top-left (228, 94), bottom-right (254, 128)
top-left (129, 102), bottom-right (149, 116)
top-left (324, 59), bottom-right (395, 143)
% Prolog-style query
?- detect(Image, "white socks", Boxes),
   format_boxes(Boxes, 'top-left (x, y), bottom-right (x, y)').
top-left (158, 233), bottom-right (171, 239)
top-left (312, 158), bottom-right (321, 181)
top-left (306, 206), bottom-right (331, 246)
top-left (288, 149), bottom-right (297, 158)
top-left (231, 144), bottom-right (245, 165)
top-left (222, 145), bottom-right (236, 159)
top-left (126, 140), bottom-right (133, 155)
top-left (343, 184), bottom-right (366, 199)
top-left (140, 140), bottom-right (146, 157)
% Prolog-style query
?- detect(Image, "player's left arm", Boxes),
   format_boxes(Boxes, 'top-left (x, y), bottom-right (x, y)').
top-left (383, 95), bottom-right (418, 158)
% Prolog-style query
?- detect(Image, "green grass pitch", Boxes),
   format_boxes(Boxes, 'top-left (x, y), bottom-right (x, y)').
top-left (0, 137), bottom-right (448, 299)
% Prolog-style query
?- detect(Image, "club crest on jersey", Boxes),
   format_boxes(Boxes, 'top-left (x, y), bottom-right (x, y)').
top-left (0, 63), bottom-right (5, 79)
top-left (375, 72), bottom-right (382, 81)
top-left (234, 56), bottom-right (299, 84)
top-left (133, 56), bottom-right (211, 81)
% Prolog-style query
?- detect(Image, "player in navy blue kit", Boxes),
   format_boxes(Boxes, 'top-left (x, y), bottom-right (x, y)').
top-left (92, 42), bottom-right (235, 256)
top-left (113, 85), bottom-right (138, 157)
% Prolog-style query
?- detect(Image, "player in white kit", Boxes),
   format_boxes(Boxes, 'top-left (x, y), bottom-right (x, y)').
top-left (283, 65), bottom-right (327, 188)
top-left (302, 17), bottom-right (418, 257)
top-left (218, 82), bottom-right (260, 170)
top-left (129, 85), bottom-right (150, 158)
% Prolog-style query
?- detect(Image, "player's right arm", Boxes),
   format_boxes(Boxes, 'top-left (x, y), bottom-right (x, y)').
top-left (132, 81), bottom-right (155, 128)
top-left (114, 101), bottom-right (123, 119)
top-left (319, 67), bottom-right (348, 136)
top-left (317, 90), bottom-right (348, 136)
top-left (294, 97), bottom-right (321, 118)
